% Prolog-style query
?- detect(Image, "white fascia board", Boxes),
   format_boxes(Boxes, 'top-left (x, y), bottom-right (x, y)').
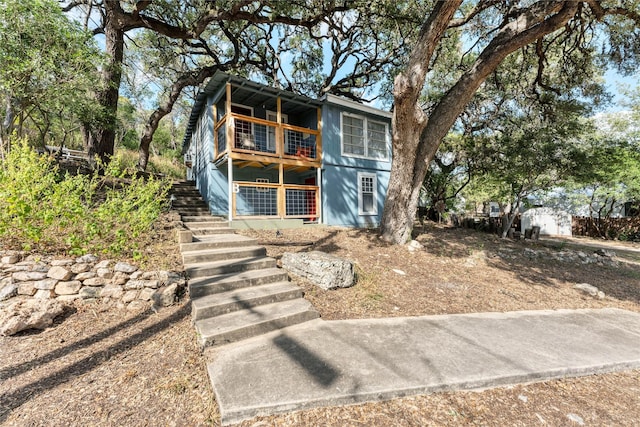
top-left (322, 94), bottom-right (392, 119)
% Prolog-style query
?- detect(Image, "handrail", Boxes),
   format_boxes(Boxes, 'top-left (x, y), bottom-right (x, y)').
top-left (216, 112), bottom-right (320, 162)
top-left (227, 113), bottom-right (319, 135)
top-left (234, 181), bottom-right (318, 191)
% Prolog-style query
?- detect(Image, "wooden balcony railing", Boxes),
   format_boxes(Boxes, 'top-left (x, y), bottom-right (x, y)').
top-left (215, 113), bottom-right (320, 162)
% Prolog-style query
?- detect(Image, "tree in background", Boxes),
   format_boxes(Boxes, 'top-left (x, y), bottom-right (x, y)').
top-left (380, 1), bottom-right (640, 244)
top-left (464, 103), bottom-right (589, 237)
top-left (60, 1), bottom-right (421, 169)
top-left (0, 0), bottom-right (101, 157)
top-left (61, 1), bottom-right (361, 165)
top-left (543, 110), bottom-right (640, 238)
top-left (420, 27), bottom-right (611, 231)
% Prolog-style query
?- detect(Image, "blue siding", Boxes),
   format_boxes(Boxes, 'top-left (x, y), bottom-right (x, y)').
top-left (322, 166), bottom-right (389, 227)
top-left (320, 101), bottom-right (391, 227)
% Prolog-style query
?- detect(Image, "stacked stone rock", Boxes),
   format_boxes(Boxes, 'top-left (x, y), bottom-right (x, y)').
top-left (0, 252), bottom-right (185, 310)
top-left (498, 247), bottom-right (619, 267)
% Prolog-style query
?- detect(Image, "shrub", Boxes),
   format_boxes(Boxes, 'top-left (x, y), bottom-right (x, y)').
top-left (0, 139), bottom-right (172, 257)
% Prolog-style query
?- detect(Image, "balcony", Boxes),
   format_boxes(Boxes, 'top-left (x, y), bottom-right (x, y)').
top-left (215, 113), bottom-right (320, 163)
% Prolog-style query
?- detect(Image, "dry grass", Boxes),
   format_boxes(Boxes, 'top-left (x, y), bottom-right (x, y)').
top-left (2, 220), bottom-right (640, 426)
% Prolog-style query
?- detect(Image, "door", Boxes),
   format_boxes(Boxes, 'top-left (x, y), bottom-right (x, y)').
top-left (266, 111), bottom-right (288, 153)
top-left (232, 104), bottom-right (254, 149)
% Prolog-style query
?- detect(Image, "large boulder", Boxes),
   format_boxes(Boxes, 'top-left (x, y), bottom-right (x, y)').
top-left (281, 251), bottom-right (355, 290)
top-left (0, 299), bottom-right (69, 336)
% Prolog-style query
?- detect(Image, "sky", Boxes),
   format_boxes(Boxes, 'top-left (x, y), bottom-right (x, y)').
top-left (604, 69), bottom-right (639, 112)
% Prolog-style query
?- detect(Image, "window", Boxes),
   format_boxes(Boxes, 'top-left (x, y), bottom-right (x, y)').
top-left (341, 113), bottom-right (389, 160)
top-left (358, 172), bottom-right (377, 215)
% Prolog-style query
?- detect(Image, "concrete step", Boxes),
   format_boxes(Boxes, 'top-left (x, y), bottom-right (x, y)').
top-left (172, 197), bottom-right (207, 206)
top-left (171, 206), bottom-right (211, 212)
top-left (192, 282), bottom-right (303, 320)
top-left (178, 212), bottom-right (213, 218)
top-left (170, 188), bottom-right (201, 194)
top-left (186, 256), bottom-right (276, 278)
top-left (184, 221), bottom-right (229, 229)
top-left (189, 268), bottom-right (289, 298)
top-left (181, 234), bottom-right (257, 252)
top-left (195, 298), bottom-right (319, 348)
top-left (176, 208), bottom-right (211, 215)
top-left (182, 215), bottom-right (226, 222)
top-left (182, 245), bottom-right (266, 264)
top-left (171, 191), bottom-right (202, 197)
top-left (171, 184), bottom-right (197, 188)
top-left (171, 194), bottom-right (202, 200)
top-left (173, 201), bottom-right (208, 208)
top-left (190, 227), bottom-right (234, 236)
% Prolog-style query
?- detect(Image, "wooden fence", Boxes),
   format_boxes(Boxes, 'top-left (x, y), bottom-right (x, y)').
top-left (572, 216), bottom-right (640, 241)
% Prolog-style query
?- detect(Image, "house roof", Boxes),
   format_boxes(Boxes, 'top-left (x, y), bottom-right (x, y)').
top-left (321, 93), bottom-right (393, 119)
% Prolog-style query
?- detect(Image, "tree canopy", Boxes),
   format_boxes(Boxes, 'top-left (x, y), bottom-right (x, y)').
top-left (0, 0), bottom-right (102, 156)
top-left (380, 0), bottom-right (640, 244)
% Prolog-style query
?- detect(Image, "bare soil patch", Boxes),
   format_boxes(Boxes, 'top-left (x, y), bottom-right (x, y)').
top-left (2, 220), bottom-right (640, 426)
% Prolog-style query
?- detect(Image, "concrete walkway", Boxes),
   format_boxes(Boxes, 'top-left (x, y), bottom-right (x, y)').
top-left (207, 308), bottom-right (640, 425)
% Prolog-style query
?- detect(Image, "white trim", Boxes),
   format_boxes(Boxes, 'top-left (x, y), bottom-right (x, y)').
top-left (340, 112), bottom-right (390, 161)
top-left (231, 103), bottom-right (254, 116)
top-left (323, 93), bottom-right (392, 119)
top-left (266, 110), bottom-right (288, 123)
top-left (357, 172), bottom-right (377, 216)
top-left (227, 158), bottom-right (233, 221)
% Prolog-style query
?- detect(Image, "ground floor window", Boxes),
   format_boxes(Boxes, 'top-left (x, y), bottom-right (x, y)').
top-left (358, 172), bottom-right (377, 215)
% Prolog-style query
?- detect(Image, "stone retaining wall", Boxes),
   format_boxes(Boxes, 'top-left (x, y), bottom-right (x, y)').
top-left (0, 251), bottom-right (185, 310)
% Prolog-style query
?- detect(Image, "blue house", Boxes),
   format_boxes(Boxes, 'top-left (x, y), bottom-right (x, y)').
top-left (182, 71), bottom-right (392, 228)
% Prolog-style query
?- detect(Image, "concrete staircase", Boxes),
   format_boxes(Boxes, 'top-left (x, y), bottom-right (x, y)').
top-left (171, 181), bottom-right (319, 348)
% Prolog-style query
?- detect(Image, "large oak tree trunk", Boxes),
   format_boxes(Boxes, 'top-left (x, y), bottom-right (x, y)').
top-left (380, 1), bottom-right (462, 243)
top-left (380, 1), bottom-right (579, 244)
top-left (87, 2), bottom-right (124, 164)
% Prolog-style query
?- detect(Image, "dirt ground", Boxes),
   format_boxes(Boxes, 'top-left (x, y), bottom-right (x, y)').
top-left (2, 217), bottom-right (640, 426)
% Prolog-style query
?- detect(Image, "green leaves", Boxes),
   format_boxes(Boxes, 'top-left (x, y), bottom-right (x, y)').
top-left (0, 139), bottom-right (171, 256)
top-left (0, 0), bottom-right (103, 147)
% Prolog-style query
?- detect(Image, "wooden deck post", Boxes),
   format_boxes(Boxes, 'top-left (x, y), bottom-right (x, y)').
top-left (228, 157), bottom-right (234, 221)
top-left (278, 163), bottom-right (285, 219)
top-left (316, 107), bottom-right (322, 160)
top-left (276, 97), bottom-right (283, 157)
top-left (225, 82), bottom-right (232, 154)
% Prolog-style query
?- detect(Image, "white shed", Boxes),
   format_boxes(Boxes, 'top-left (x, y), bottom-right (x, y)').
top-left (521, 207), bottom-right (572, 236)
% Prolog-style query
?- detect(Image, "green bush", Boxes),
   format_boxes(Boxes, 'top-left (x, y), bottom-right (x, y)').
top-left (0, 139), bottom-right (171, 257)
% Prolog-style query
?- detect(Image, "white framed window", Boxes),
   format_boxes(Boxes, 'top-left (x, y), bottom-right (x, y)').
top-left (358, 172), bottom-right (377, 215)
top-left (341, 113), bottom-right (389, 160)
